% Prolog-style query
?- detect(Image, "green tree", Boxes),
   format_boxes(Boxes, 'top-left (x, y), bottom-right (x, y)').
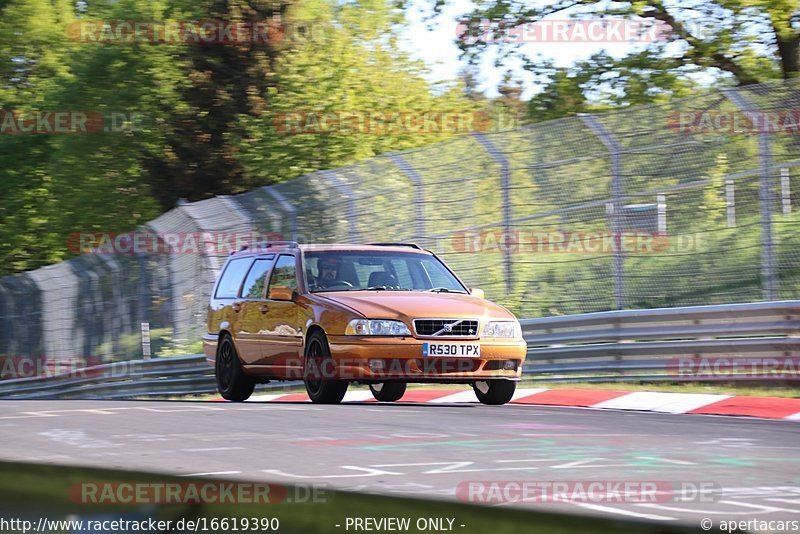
top-left (449, 0), bottom-right (795, 83)
top-left (429, 0), bottom-right (797, 119)
top-left (237, 0), bottom-right (479, 182)
top-left (140, 0), bottom-right (289, 209)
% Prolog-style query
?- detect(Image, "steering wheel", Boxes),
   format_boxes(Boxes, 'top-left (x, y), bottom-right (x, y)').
top-left (324, 280), bottom-right (353, 288)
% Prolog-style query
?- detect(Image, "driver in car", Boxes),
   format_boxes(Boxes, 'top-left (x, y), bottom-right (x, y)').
top-left (317, 257), bottom-right (341, 288)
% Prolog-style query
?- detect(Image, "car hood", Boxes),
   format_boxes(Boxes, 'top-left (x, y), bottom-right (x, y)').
top-left (317, 291), bottom-right (516, 322)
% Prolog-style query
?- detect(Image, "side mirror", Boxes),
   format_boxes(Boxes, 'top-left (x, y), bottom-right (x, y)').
top-left (268, 286), bottom-right (295, 301)
top-left (469, 288), bottom-right (485, 299)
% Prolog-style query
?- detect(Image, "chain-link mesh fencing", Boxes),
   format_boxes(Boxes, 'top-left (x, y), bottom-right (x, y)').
top-left (1, 79), bottom-right (799, 368)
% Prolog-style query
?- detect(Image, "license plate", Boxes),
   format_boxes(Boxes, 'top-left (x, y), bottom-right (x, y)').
top-left (422, 343), bottom-right (480, 357)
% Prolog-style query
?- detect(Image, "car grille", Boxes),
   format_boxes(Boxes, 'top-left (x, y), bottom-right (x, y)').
top-left (413, 319), bottom-right (479, 337)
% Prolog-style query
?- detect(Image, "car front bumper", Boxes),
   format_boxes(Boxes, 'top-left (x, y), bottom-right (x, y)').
top-left (324, 336), bottom-right (527, 382)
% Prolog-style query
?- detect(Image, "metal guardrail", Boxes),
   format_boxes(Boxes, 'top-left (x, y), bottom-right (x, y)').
top-left (0, 300), bottom-right (798, 398)
top-left (521, 300), bottom-right (800, 382)
top-left (0, 355), bottom-right (304, 399)
top-left (0, 355), bottom-right (215, 399)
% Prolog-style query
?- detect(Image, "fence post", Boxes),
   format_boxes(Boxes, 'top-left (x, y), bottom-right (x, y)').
top-left (388, 153), bottom-right (426, 246)
top-left (725, 179), bottom-right (736, 228)
top-left (264, 186), bottom-right (298, 242)
top-left (321, 170), bottom-right (361, 242)
top-left (723, 89), bottom-right (777, 300)
top-left (656, 193), bottom-right (667, 234)
top-left (472, 133), bottom-right (513, 296)
top-left (781, 168), bottom-right (792, 215)
top-left (579, 114), bottom-right (625, 310)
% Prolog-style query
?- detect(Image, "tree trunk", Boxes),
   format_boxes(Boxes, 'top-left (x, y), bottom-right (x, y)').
top-left (775, 33), bottom-right (800, 79)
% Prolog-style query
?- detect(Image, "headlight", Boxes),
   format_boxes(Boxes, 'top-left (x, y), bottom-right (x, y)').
top-left (482, 320), bottom-right (521, 339)
top-left (345, 319), bottom-right (411, 336)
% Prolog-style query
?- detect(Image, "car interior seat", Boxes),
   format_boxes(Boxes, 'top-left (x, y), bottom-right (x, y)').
top-left (368, 271), bottom-right (398, 288)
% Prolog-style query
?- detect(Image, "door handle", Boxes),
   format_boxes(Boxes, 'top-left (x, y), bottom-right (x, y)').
top-left (231, 303), bottom-right (242, 312)
top-left (259, 305), bottom-right (269, 313)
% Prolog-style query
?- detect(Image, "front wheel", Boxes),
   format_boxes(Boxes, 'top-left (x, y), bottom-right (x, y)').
top-left (369, 382), bottom-right (406, 402)
top-left (215, 335), bottom-right (255, 401)
top-left (304, 331), bottom-right (348, 404)
top-left (473, 380), bottom-right (515, 405)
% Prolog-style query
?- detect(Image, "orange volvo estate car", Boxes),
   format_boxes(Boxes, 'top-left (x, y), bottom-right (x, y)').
top-left (204, 242), bottom-right (527, 404)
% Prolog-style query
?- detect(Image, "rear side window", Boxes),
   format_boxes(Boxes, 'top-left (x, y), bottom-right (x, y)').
top-left (267, 255), bottom-right (298, 295)
top-left (215, 258), bottom-right (253, 298)
top-left (241, 256), bottom-right (275, 299)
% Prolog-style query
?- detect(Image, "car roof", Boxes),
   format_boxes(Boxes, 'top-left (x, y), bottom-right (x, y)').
top-left (230, 243), bottom-right (432, 257)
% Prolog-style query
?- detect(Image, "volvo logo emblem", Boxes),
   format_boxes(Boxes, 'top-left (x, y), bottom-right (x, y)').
top-left (431, 319), bottom-right (467, 337)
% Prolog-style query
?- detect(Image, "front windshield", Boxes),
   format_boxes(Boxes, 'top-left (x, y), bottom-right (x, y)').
top-left (304, 251), bottom-right (467, 293)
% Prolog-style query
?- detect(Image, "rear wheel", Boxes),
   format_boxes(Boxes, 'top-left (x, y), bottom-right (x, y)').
top-left (304, 330), bottom-right (348, 404)
top-left (215, 335), bottom-right (255, 402)
top-left (473, 380), bottom-right (515, 405)
top-left (369, 382), bottom-right (406, 402)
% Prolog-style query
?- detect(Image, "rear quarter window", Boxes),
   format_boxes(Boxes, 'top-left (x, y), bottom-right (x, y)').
top-left (215, 257), bottom-right (253, 298)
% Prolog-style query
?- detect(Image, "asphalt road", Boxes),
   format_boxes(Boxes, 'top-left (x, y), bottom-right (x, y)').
top-left (0, 395), bottom-right (798, 532)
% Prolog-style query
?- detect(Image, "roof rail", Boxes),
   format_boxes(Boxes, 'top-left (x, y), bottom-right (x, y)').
top-left (368, 243), bottom-right (422, 249)
top-left (233, 241), bottom-right (300, 254)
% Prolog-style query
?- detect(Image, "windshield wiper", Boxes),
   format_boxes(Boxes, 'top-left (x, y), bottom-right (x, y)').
top-left (352, 287), bottom-right (412, 291)
top-left (427, 287), bottom-right (467, 294)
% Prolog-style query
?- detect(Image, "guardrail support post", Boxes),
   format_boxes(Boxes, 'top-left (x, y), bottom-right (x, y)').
top-left (579, 115), bottom-right (625, 310)
top-left (140, 322), bottom-right (151, 360)
top-left (723, 89), bottom-right (777, 300)
top-left (472, 133), bottom-right (513, 297)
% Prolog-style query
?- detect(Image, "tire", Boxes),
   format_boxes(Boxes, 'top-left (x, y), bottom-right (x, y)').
top-left (304, 330), bottom-right (348, 404)
top-left (473, 380), bottom-right (515, 405)
top-left (215, 335), bottom-right (255, 401)
top-left (369, 382), bottom-right (406, 402)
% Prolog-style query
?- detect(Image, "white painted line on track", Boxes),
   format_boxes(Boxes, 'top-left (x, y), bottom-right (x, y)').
top-left (592, 392), bottom-right (731, 413)
top-left (766, 498), bottom-right (800, 505)
top-left (717, 500), bottom-right (800, 513)
top-left (342, 390), bottom-right (375, 402)
top-left (137, 407), bottom-right (219, 413)
top-left (570, 502), bottom-right (676, 521)
top-left (428, 390), bottom-right (479, 403)
top-left (246, 394), bottom-right (291, 402)
top-left (182, 447), bottom-right (246, 452)
top-left (180, 471), bottom-right (242, 477)
top-left (517, 433), bottom-right (632, 437)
